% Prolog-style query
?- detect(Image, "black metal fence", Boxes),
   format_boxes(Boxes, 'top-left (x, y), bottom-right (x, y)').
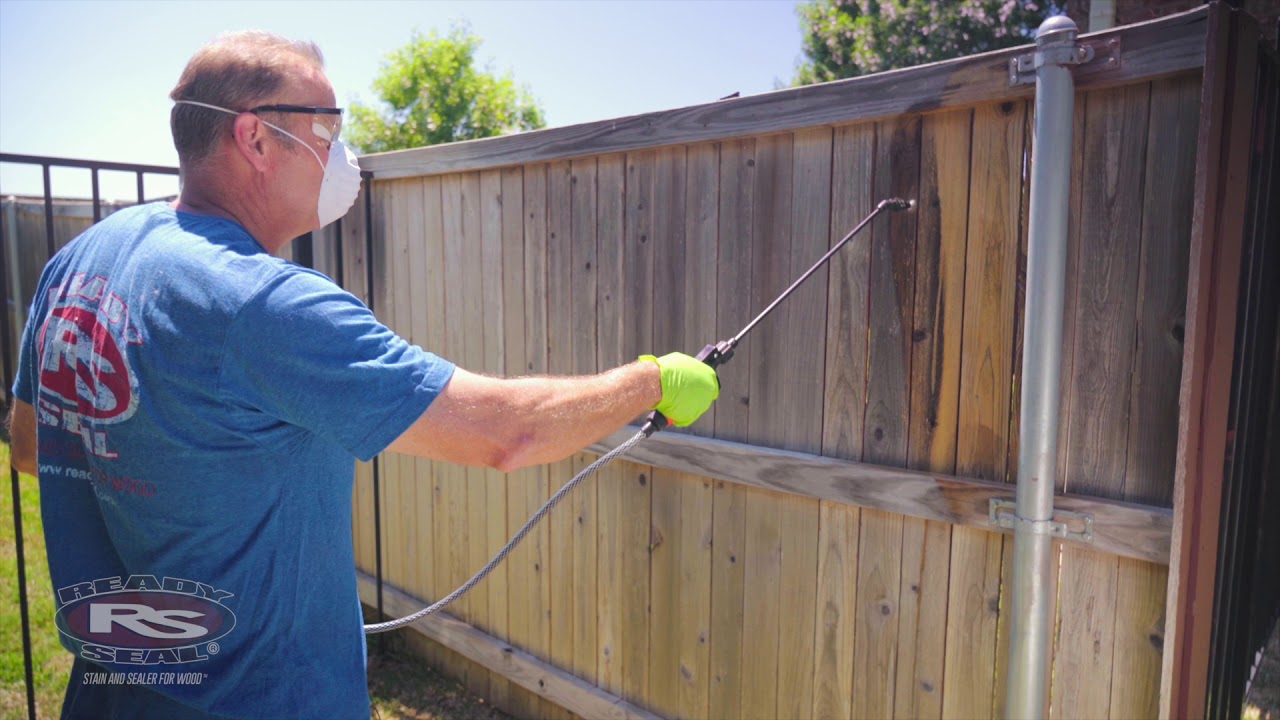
top-left (0, 153), bottom-right (180, 720)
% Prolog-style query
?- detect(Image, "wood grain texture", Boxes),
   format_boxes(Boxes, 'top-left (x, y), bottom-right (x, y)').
top-left (569, 158), bottom-right (599, 694)
top-left (896, 108), bottom-right (970, 720)
top-left (708, 138), bottom-right (753, 720)
top-left (677, 144), bottom-right (717, 720)
top-left (356, 573), bottom-right (661, 720)
top-left (478, 169), bottom-right (511, 708)
top-left (854, 115), bottom-right (920, 719)
top-left (360, 9), bottom-right (1207, 179)
top-left (406, 177), bottom-right (434, 608)
top-left (1108, 74), bottom-right (1200, 720)
top-left (585, 428), bottom-right (1171, 565)
top-left (1052, 82), bottom-right (1151, 720)
top-left (594, 154), bottom-right (627, 699)
top-left (621, 151), bottom-right (655, 705)
top-left (773, 127), bottom-right (830, 720)
top-left (943, 99), bottom-right (1026, 720)
top-left (649, 145), bottom-right (690, 719)
top-left (546, 161), bottom-right (575, 717)
top-left (738, 133), bottom-right (794, 720)
top-left (813, 122), bottom-right (872, 720)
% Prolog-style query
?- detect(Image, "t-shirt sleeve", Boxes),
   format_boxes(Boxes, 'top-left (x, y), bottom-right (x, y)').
top-left (217, 268), bottom-right (455, 461)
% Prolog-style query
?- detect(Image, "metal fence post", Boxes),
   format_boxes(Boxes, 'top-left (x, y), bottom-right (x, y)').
top-left (1006, 15), bottom-right (1079, 719)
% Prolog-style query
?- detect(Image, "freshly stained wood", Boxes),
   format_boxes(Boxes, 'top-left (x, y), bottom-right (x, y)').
top-left (1052, 82), bottom-right (1151, 720)
top-left (943, 99), bottom-right (1026, 720)
top-left (360, 9), bottom-right (1208, 179)
top-left (896, 108), bottom-right (970, 720)
top-left (851, 116), bottom-right (915, 719)
top-left (355, 574), bottom-right (661, 720)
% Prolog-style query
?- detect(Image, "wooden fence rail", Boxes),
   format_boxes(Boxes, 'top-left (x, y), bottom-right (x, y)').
top-left (310, 8), bottom-right (1213, 719)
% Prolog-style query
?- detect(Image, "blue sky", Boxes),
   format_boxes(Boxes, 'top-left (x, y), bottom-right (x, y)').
top-left (0, 0), bottom-right (804, 201)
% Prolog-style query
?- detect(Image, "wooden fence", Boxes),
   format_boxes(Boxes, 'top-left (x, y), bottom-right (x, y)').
top-left (309, 8), bottom-right (1213, 719)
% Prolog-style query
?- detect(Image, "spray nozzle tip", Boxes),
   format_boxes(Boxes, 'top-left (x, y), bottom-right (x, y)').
top-left (881, 198), bottom-right (916, 212)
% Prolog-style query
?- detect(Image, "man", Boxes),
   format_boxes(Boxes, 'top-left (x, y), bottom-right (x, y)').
top-left (6, 31), bottom-right (718, 719)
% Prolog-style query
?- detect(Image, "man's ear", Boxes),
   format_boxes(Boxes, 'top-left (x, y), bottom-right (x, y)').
top-left (231, 113), bottom-right (271, 172)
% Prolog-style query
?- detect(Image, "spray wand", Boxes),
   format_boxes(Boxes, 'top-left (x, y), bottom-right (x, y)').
top-left (366, 196), bottom-right (915, 634)
top-left (641, 196), bottom-right (916, 436)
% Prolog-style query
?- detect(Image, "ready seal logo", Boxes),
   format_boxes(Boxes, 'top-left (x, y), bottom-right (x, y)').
top-left (55, 575), bottom-right (235, 665)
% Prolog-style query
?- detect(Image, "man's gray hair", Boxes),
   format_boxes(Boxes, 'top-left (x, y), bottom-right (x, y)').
top-left (169, 31), bottom-right (325, 169)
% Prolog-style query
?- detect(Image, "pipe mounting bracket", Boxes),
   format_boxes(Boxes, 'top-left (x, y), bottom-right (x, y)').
top-left (989, 499), bottom-right (1095, 543)
top-left (1008, 37), bottom-right (1122, 86)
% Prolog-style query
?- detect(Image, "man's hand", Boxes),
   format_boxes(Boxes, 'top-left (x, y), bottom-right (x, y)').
top-left (640, 352), bottom-right (720, 427)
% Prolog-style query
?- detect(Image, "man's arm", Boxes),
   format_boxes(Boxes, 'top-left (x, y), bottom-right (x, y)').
top-left (388, 360), bottom-right (665, 473)
top-left (5, 399), bottom-right (37, 476)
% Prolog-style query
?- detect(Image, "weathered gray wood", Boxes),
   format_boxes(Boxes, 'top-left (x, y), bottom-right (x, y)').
top-left (358, 9), bottom-right (1207, 180)
top-left (585, 428), bottom-right (1172, 565)
top-left (355, 574), bottom-right (661, 720)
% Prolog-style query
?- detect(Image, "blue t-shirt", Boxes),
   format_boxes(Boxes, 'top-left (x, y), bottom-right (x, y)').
top-left (12, 203), bottom-right (455, 719)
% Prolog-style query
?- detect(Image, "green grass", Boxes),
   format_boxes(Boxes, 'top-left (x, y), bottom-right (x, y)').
top-left (1, 442), bottom-right (73, 719)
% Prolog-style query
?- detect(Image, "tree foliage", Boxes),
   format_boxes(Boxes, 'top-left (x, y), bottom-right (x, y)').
top-left (794, 0), bottom-right (1057, 85)
top-left (345, 24), bottom-right (545, 153)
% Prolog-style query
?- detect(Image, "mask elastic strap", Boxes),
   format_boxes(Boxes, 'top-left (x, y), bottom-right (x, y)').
top-left (174, 100), bottom-right (325, 172)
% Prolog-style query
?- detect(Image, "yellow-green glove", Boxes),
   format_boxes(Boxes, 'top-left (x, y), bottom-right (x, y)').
top-left (639, 352), bottom-right (720, 427)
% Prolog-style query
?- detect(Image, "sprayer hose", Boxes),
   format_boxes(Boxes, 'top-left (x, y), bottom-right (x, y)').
top-left (363, 429), bottom-right (648, 634)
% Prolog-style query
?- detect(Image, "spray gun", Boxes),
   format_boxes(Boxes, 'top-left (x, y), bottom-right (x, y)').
top-left (641, 196), bottom-right (916, 436)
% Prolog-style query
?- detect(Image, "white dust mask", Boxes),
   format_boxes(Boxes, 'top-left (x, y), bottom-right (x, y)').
top-left (175, 100), bottom-right (362, 228)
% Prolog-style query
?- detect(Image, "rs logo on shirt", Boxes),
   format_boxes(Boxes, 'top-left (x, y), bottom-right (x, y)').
top-left (88, 604), bottom-right (210, 640)
top-left (55, 575), bottom-right (236, 665)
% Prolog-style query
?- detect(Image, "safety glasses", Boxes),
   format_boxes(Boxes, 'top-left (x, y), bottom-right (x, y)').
top-left (248, 104), bottom-right (344, 148)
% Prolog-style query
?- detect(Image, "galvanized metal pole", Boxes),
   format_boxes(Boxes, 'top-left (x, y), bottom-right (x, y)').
top-left (1006, 15), bottom-right (1079, 720)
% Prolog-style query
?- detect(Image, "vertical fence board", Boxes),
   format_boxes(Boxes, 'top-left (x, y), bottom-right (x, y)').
top-left (478, 169), bottom-right (512, 707)
top-left (709, 138), bottom-right (755, 720)
top-left (897, 108), bottom-right (971, 720)
top-left (568, 158), bottom-right (600, 696)
top-left (1052, 82), bottom-right (1151, 720)
top-left (650, 146), bottom-right (688, 719)
top-left (498, 167), bottom-right (543, 718)
top-left (1108, 74), bottom-right (1199, 720)
top-left (402, 178), bottom-right (430, 609)
top-left (622, 151), bottom-right (655, 705)
top-left (679, 143), bottom-right (717, 720)
top-left (544, 160), bottom-right (575, 719)
top-left (595, 154), bottom-right (627, 699)
top-left (387, 182), bottom-right (413, 599)
top-left (740, 132), bottom-right (794, 720)
top-left (854, 115), bottom-right (920, 719)
top-left (943, 99), bottom-right (1025, 720)
top-left (814, 121), bottom-right (874, 720)
top-left (507, 165), bottom-right (552, 715)
top-left (774, 126), bottom-right (831, 720)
